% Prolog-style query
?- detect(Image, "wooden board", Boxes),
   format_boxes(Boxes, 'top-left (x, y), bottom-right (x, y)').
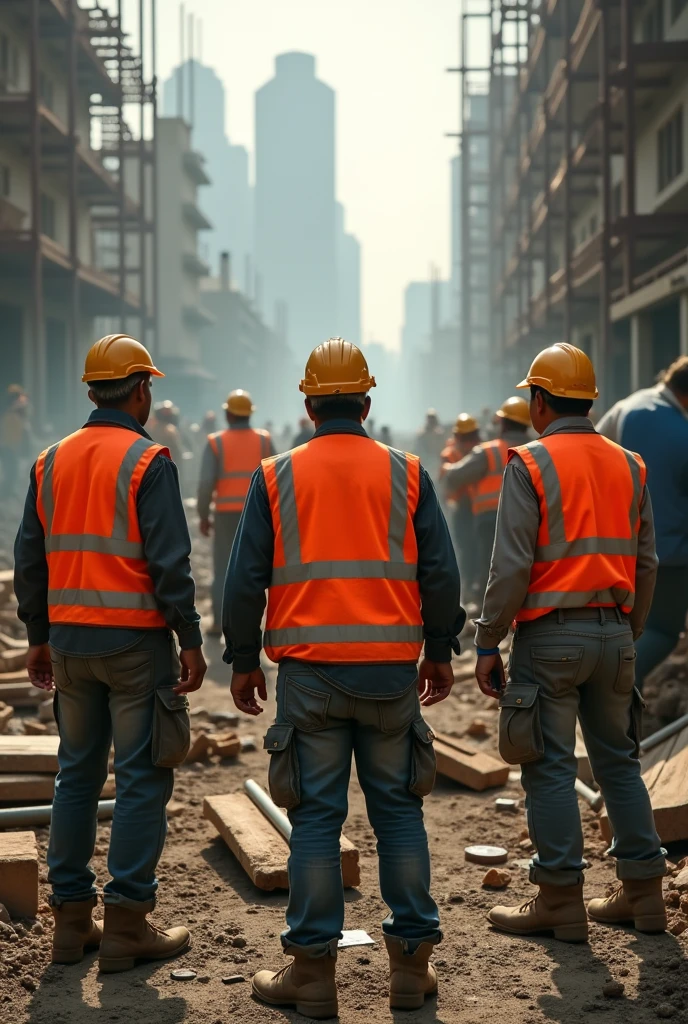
top-left (0, 735), bottom-right (59, 773)
top-left (434, 732), bottom-right (510, 791)
top-left (0, 648), bottom-right (27, 671)
top-left (0, 773), bottom-right (116, 803)
top-left (576, 724), bottom-right (592, 785)
top-left (0, 632), bottom-right (29, 650)
top-left (204, 793), bottom-right (360, 891)
top-left (0, 670), bottom-right (30, 683)
top-left (0, 683), bottom-right (43, 706)
top-left (600, 723), bottom-right (688, 844)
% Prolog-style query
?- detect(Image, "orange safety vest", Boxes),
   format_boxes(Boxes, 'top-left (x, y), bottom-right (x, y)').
top-left (262, 434), bottom-right (424, 664)
top-left (471, 439), bottom-right (508, 516)
top-left (511, 433), bottom-right (646, 623)
top-left (208, 428), bottom-right (271, 513)
top-left (35, 426), bottom-right (169, 628)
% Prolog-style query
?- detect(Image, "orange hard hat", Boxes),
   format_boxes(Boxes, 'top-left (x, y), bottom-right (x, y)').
top-left (300, 338), bottom-right (376, 396)
top-left (517, 343), bottom-right (598, 400)
top-left (224, 389), bottom-right (255, 416)
top-left (453, 413), bottom-right (479, 435)
top-left (495, 396), bottom-right (531, 428)
top-left (82, 334), bottom-right (164, 383)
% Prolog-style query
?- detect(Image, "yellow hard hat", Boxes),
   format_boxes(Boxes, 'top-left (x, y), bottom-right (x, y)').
top-left (496, 396), bottom-right (531, 428)
top-left (224, 389), bottom-right (255, 416)
top-left (300, 338), bottom-right (376, 396)
top-left (453, 413), bottom-right (479, 435)
top-left (517, 343), bottom-right (599, 400)
top-left (82, 334), bottom-right (164, 382)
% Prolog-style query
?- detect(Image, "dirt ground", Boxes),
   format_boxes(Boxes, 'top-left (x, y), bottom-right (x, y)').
top-left (2, 528), bottom-right (688, 1023)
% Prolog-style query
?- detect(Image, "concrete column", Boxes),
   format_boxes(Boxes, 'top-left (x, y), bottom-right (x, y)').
top-left (680, 292), bottom-right (688, 357)
top-left (630, 313), bottom-right (653, 391)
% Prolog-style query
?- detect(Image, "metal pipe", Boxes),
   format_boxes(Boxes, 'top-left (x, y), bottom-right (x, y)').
top-left (244, 779), bottom-right (292, 841)
top-left (574, 778), bottom-right (604, 813)
top-left (0, 800), bottom-right (116, 830)
top-left (640, 713), bottom-right (688, 756)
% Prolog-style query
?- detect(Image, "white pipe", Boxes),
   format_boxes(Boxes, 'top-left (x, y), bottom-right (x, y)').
top-left (244, 778), bottom-right (292, 841)
top-left (640, 712), bottom-right (688, 755)
top-left (574, 778), bottom-right (604, 813)
top-left (0, 799), bottom-right (116, 830)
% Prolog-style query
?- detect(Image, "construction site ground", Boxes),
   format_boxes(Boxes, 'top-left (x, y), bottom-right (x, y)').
top-left (1, 523), bottom-right (688, 1023)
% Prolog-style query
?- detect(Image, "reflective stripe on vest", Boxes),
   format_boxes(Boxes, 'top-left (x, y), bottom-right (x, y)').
top-left (35, 427), bottom-right (168, 629)
top-left (210, 429), bottom-right (271, 512)
top-left (262, 436), bottom-right (423, 663)
top-left (471, 439), bottom-right (507, 516)
top-left (512, 434), bottom-right (645, 622)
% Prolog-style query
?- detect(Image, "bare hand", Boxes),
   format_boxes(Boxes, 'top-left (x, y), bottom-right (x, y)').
top-left (231, 668), bottom-right (267, 716)
top-left (476, 653), bottom-right (506, 699)
top-left (27, 644), bottom-right (54, 691)
top-left (199, 518), bottom-right (212, 538)
top-left (417, 658), bottom-right (454, 706)
top-left (175, 647), bottom-right (207, 694)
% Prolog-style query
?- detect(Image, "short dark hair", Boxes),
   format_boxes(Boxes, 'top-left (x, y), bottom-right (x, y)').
top-left (664, 356), bottom-right (688, 397)
top-left (89, 371), bottom-right (148, 408)
top-left (308, 392), bottom-right (367, 422)
top-left (531, 385), bottom-right (593, 417)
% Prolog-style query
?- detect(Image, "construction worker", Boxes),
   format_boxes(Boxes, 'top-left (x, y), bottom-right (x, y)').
top-left (597, 356), bottom-right (688, 691)
top-left (197, 390), bottom-right (274, 635)
top-left (414, 407), bottom-right (446, 480)
top-left (443, 397), bottom-right (531, 599)
top-left (0, 384), bottom-right (31, 498)
top-left (475, 343), bottom-right (666, 943)
top-left (440, 414), bottom-right (481, 598)
top-left (224, 339), bottom-right (464, 1018)
top-left (14, 334), bottom-right (206, 972)
top-left (148, 400), bottom-right (184, 466)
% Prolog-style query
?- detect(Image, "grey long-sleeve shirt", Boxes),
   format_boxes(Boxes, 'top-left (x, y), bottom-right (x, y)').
top-left (442, 429), bottom-right (530, 500)
top-left (475, 417), bottom-right (658, 649)
top-left (14, 409), bottom-right (202, 655)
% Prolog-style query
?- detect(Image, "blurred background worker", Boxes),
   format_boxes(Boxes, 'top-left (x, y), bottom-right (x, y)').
top-left (440, 413), bottom-right (481, 601)
top-left (197, 389), bottom-right (274, 635)
top-left (13, 334), bottom-right (206, 973)
top-left (148, 400), bottom-right (185, 466)
top-left (442, 397), bottom-right (531, 600)
top-left (597, 357), bottom-right (688, 692)
top-left (0, 384), bottom-right (32, 499)
top-left (414, 408), bottom-right (446, 480)
top-left (224, 339), bottom-right (464, 1018)
top-left (475, 343), bottom-right (665, 944)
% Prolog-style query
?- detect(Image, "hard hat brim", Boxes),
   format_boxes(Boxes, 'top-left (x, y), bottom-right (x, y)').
top-left (223, 404), bottom-right (255, 414)
top-left (82, 363), bottom-right (164, 383)
top-left (516, 374), bottom-right (598, 400)
top-left (299, 377), bottom-right (376, 396)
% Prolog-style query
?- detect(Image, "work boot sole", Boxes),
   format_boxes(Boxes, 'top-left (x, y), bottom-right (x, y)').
top-left (488, 913), bottom-right (588, 943)
top-left (389, 985), bottom-right (438, 1010)
top-left (52, 940), bottom-right (101, 965)
top-left (251, 981), bottom-right (338, 1020)
top-left (587, 910), bottom-right (667, 934)
top-left (99, 937), bottom-right (191, 974)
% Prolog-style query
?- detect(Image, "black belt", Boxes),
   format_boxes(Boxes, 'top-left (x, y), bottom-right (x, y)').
top-left (526, 607), bottom-right (628, 624)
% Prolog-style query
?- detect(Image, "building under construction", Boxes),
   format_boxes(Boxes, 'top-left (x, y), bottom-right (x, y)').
top-left (0, 0), bottom-right (157, 429)
top-left (458, 0), bottom-right (688, 406)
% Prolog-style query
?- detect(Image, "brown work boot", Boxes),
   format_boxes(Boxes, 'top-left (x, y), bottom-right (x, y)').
top-left (385, 935), bottom-right (438, 1010)
top-left (252, 949), bottom-right (338, 1020)
top-left (587, 877), bottom-right (667, 933)
top-left (98, 902), bottom-right (190, 973)
top-left (488, 882), bottom-right (588, 942)
top-left (51, 896), bottom-right (103, 964)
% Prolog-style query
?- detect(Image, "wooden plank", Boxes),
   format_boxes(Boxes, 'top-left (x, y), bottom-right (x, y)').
top-left (0, 683), bottom-right (43, 706)
top-left (0, 648), bottom-right (27, 671)
top-left (434, 732), bottom-right (510, 791)
top-left (0, 670), bottom-right (30, 683)
top-left (0, 735), bottom-right (59, 773)
top-left (0, 773), bottom-right (116, 803)
top-left (204, 793), bottom-right (360, 891)
top-left (576, 723), bottom-right (592, 785)
top-left (0, 832), bottom-right (38, 918)
top-left (0, 570), bottom-right (13, 586)
top-left (0, 632), bottom-right (29, 650)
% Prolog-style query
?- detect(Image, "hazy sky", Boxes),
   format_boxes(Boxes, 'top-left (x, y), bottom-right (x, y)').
top-left (122, 0), bottom-right (461, 349)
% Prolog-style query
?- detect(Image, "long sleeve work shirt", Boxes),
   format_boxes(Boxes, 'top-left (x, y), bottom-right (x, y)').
top-left (222, 420), bottom-right (465, 697)
top-left (442, 429), bottom-right (530, 500)
top-left (197, 421), bottom-right (276, 520)
top-left (475, 417), bottom-right (658, 650)
top-left (14, 409), bottom-right (202, 656)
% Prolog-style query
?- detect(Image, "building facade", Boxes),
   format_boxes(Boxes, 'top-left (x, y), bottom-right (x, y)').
top-left (335, 201), bottom-right (362, 344)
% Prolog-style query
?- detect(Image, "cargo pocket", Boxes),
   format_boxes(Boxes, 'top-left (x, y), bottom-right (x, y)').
top-left (629, 686), bottom-right (645, 759)
top-left (264, 724), bottom-right (300, 810)
top-left (49, 650), bottom-right (71, 693)
top-left (152, 687), bottom-right (191, 768)
top-left (499, 683), bottom-right (543, 765)
top-left (409, 718), bottom-right (437, 797)
top-left (284, 678), bottom-right (330, 732)
top-left (614, 645), bottom-right (637, 694)
top-left (531, 646), bottom-right (584, 695)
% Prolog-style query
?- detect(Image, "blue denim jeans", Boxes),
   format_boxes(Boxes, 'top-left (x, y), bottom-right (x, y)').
top-left (268, 663), bottom-right (441, 957)
top-left (47, 632), bottom-right (177, 908)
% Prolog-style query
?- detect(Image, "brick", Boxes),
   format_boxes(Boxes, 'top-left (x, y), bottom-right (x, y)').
top-left (0, 831), bottom-right (38, 919)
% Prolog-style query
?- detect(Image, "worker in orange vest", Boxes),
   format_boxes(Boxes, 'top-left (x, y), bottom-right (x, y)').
top-left (13, 335), bottom-right (206, 971)
top-left (475, 343), bottom-right (666, 942)
top-left (224, 339), bottom-right (464, 1018)
top-left (440, 413), bottom-right (481, 597)
top-left (197, 390), bottom-right (274, 635)
top-left (442, 396), bottom-right (531, 601)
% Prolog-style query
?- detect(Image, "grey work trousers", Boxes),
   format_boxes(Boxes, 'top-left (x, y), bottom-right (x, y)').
top-left (507, 610), bottom-right (666, 886)
top-left (212, 511), bottom-right (242, 626)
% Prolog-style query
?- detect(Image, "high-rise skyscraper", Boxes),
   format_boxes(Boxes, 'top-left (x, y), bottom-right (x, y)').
top-left (335, 202), bottom-right (361, 344)
top-left (163, 60), bottom-right (253, 293)
top-left (255, 53), bottom-right (337, 355)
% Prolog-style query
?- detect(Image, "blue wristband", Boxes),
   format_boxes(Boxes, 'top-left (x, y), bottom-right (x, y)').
top-left (476, 646), bottom-right (500, 656)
